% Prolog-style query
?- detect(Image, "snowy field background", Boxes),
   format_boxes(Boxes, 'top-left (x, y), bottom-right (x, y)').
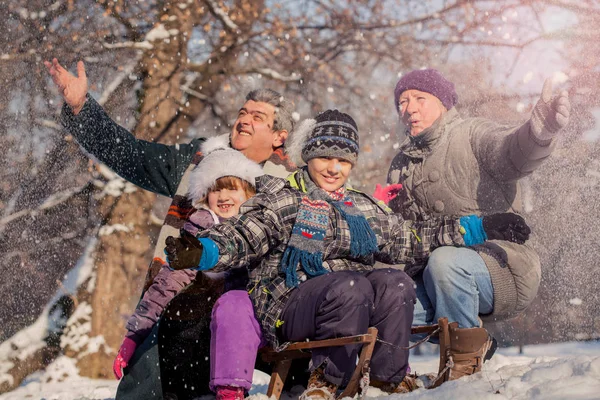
top-left (2, 341), bottom-right (600, 400)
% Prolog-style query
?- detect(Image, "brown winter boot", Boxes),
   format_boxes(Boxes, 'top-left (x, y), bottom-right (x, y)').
top-left (371, 373), bottom-right (426, 394)
top-left (429, 317), bottom-right (496, 388)
top-left (299, 366), bottom-right (339, 400)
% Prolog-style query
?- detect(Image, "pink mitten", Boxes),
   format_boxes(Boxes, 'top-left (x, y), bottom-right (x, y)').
top-left (112, 336), bottom-right (138, 379)
top-left (373, 183), bottom-right (403, 204)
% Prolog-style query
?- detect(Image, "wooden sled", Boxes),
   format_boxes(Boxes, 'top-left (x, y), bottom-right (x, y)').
top-left (261, 320), bottom-right (451, 399)
top-left (261, 327), bottom-right (378, 400)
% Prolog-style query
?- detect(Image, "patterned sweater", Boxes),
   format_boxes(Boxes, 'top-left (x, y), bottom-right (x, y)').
top-left (199, 171), bottom-right (467, 346)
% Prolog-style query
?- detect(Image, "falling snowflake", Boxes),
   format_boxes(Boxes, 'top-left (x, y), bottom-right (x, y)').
top-left (569, 298), bottom-right (583, 306)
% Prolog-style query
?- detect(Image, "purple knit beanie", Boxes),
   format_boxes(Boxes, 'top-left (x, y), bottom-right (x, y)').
top-left (394, 69), bottom-right (458, 112)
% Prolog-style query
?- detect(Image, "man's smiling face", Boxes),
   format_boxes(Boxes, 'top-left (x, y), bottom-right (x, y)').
top-left (230, 100), bottom-right (284, 163)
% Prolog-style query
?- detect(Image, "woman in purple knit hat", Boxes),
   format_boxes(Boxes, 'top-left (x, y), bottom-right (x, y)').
top-left (374, 68), bottom-right (571, 385)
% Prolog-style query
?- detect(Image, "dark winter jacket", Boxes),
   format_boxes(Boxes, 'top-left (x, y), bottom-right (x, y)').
top-left (200, 171), bottom-right (468, 346)
top-left (62, 95), bottom-right (203, 197)
top-left (387, 107), bottom-right (553, 321)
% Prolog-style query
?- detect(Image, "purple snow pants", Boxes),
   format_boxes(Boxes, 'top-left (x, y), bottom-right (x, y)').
top-left (210, 290), bottom-right (265, 391)
top-left (279, 269), bottom-right (416, 386)
top-left (210, 269), bottom-right (415, 390)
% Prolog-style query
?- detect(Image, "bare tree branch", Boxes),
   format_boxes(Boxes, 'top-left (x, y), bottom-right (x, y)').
top-left (204, 0), bottom-right (239, 32)
top-left (0, 184), bottom-right (90, 229)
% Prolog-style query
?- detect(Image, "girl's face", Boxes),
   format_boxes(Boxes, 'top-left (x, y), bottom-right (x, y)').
top-left (207, 185), bottom-right (249, 219)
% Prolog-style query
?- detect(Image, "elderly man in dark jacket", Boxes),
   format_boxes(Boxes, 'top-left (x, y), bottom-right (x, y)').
top-left (380, 69), bottom-right (570, 384)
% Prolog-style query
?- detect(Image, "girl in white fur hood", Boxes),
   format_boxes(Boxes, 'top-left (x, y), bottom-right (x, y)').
top-left (112, 135), bottom-right (263, 399)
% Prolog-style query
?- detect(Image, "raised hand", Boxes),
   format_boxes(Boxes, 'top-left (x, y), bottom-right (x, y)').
top-left (43, 58), bottom-right (88, 115)
top-left (373, 183), bottom-right (403, 204)
top-left (482, 213), bottom-right (531, 244)
top-left (530, 78), bottom-right (570, 141)
top-left (165, 230), bottom-right (204, 270)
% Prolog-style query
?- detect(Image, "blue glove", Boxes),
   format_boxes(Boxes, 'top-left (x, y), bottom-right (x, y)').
top-left (460, 213), bottom-right (531, 246)
top-left (459, 215), bottom-right (487, 246)
top-left (196, 237), bottom-right (219, 271)
top-left (164, 230), bottom-right (219, 270)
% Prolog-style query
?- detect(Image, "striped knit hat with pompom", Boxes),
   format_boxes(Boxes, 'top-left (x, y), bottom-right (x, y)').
top-left (286, 109), bottom-right (359, 167)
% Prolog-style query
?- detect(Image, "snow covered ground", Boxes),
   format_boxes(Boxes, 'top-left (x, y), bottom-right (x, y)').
top-left (2, 341), bottom-right (600, 400)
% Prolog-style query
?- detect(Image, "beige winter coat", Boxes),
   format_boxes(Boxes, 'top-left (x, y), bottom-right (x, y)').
top-left (387, 107), bottom-right (555, 321)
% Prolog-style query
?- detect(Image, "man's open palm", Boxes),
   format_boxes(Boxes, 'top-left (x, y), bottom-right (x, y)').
top-left (43, 58), bottom-right (88, 115)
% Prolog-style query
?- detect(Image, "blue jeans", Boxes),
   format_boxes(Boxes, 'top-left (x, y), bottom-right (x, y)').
top-left (412, 246), bottom-right (494, 332)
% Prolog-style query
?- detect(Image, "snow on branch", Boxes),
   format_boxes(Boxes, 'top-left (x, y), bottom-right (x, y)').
top-left (0, 53), bottom-right (17, 61)
top-left (0, 185), bottom-right (88, 229)
top-left (205, 0), bottom-right (239, 32)
top-left (250, 68), bottom-right (301, 82)
top-left (90, 164), bottom-right (138, 199)
top-left (0, 51), bottom-right (39, 62)
top-left (0, 310), bottom-right (49, 386)
top-left (0, 235), bottom-right (98, 388)
top-left (104, 23), bottom-right (184, 50)
top-left (181, 86), bottom-right (209, 100)
top-left (98, 62), bottom-right (138, 106)
top-left (102, 41), bottom-right (153, 50)
top-left (180, 73), bottom-right (209, 100)
top-left (35, 118), bottom-right (61, 130)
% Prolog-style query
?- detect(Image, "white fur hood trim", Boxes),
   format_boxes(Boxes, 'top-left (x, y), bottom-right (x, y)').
top-left (200, 133), bottom-right (231, 155)
top-left (188, 139), bottom-right (263, 204)
top-left (285, 118), bottom-right (316, 167)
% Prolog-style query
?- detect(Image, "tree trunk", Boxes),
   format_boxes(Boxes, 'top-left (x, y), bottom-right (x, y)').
top-left (69, 1), bottom-right (202, 378)
top-left (62, 0), bottom-right (251, 379)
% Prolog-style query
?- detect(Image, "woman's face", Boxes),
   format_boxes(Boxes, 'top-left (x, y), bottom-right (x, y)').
top-left (307, 157), bottom-right (353, 192)
top-left (398, 89), bottom-right (447, 136)
top-left (207, 186), bottom-right (248, 218)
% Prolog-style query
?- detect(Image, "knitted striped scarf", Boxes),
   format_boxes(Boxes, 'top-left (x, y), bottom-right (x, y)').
top-left (281, 168), bottom-right (379, 288)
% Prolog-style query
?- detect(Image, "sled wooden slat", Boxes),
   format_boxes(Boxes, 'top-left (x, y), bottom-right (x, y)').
top-left (266, 359), bottom-right (292, 400)
top-left (263, 327), bottom-right (378, 400)
top-left (279, 331), bottom-right (377, 351)
top-left (261, 349), bottom-right (311, 363)
top-left (411, 324), bottom-right (440, 335)
top-left (339, 327), bottom-right (378, 398)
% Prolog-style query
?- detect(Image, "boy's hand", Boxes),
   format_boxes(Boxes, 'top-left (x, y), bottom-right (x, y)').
top-left (483, 213), bottom-right (531, 244)
top-left (165, 230), bottom-right (204, 270)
